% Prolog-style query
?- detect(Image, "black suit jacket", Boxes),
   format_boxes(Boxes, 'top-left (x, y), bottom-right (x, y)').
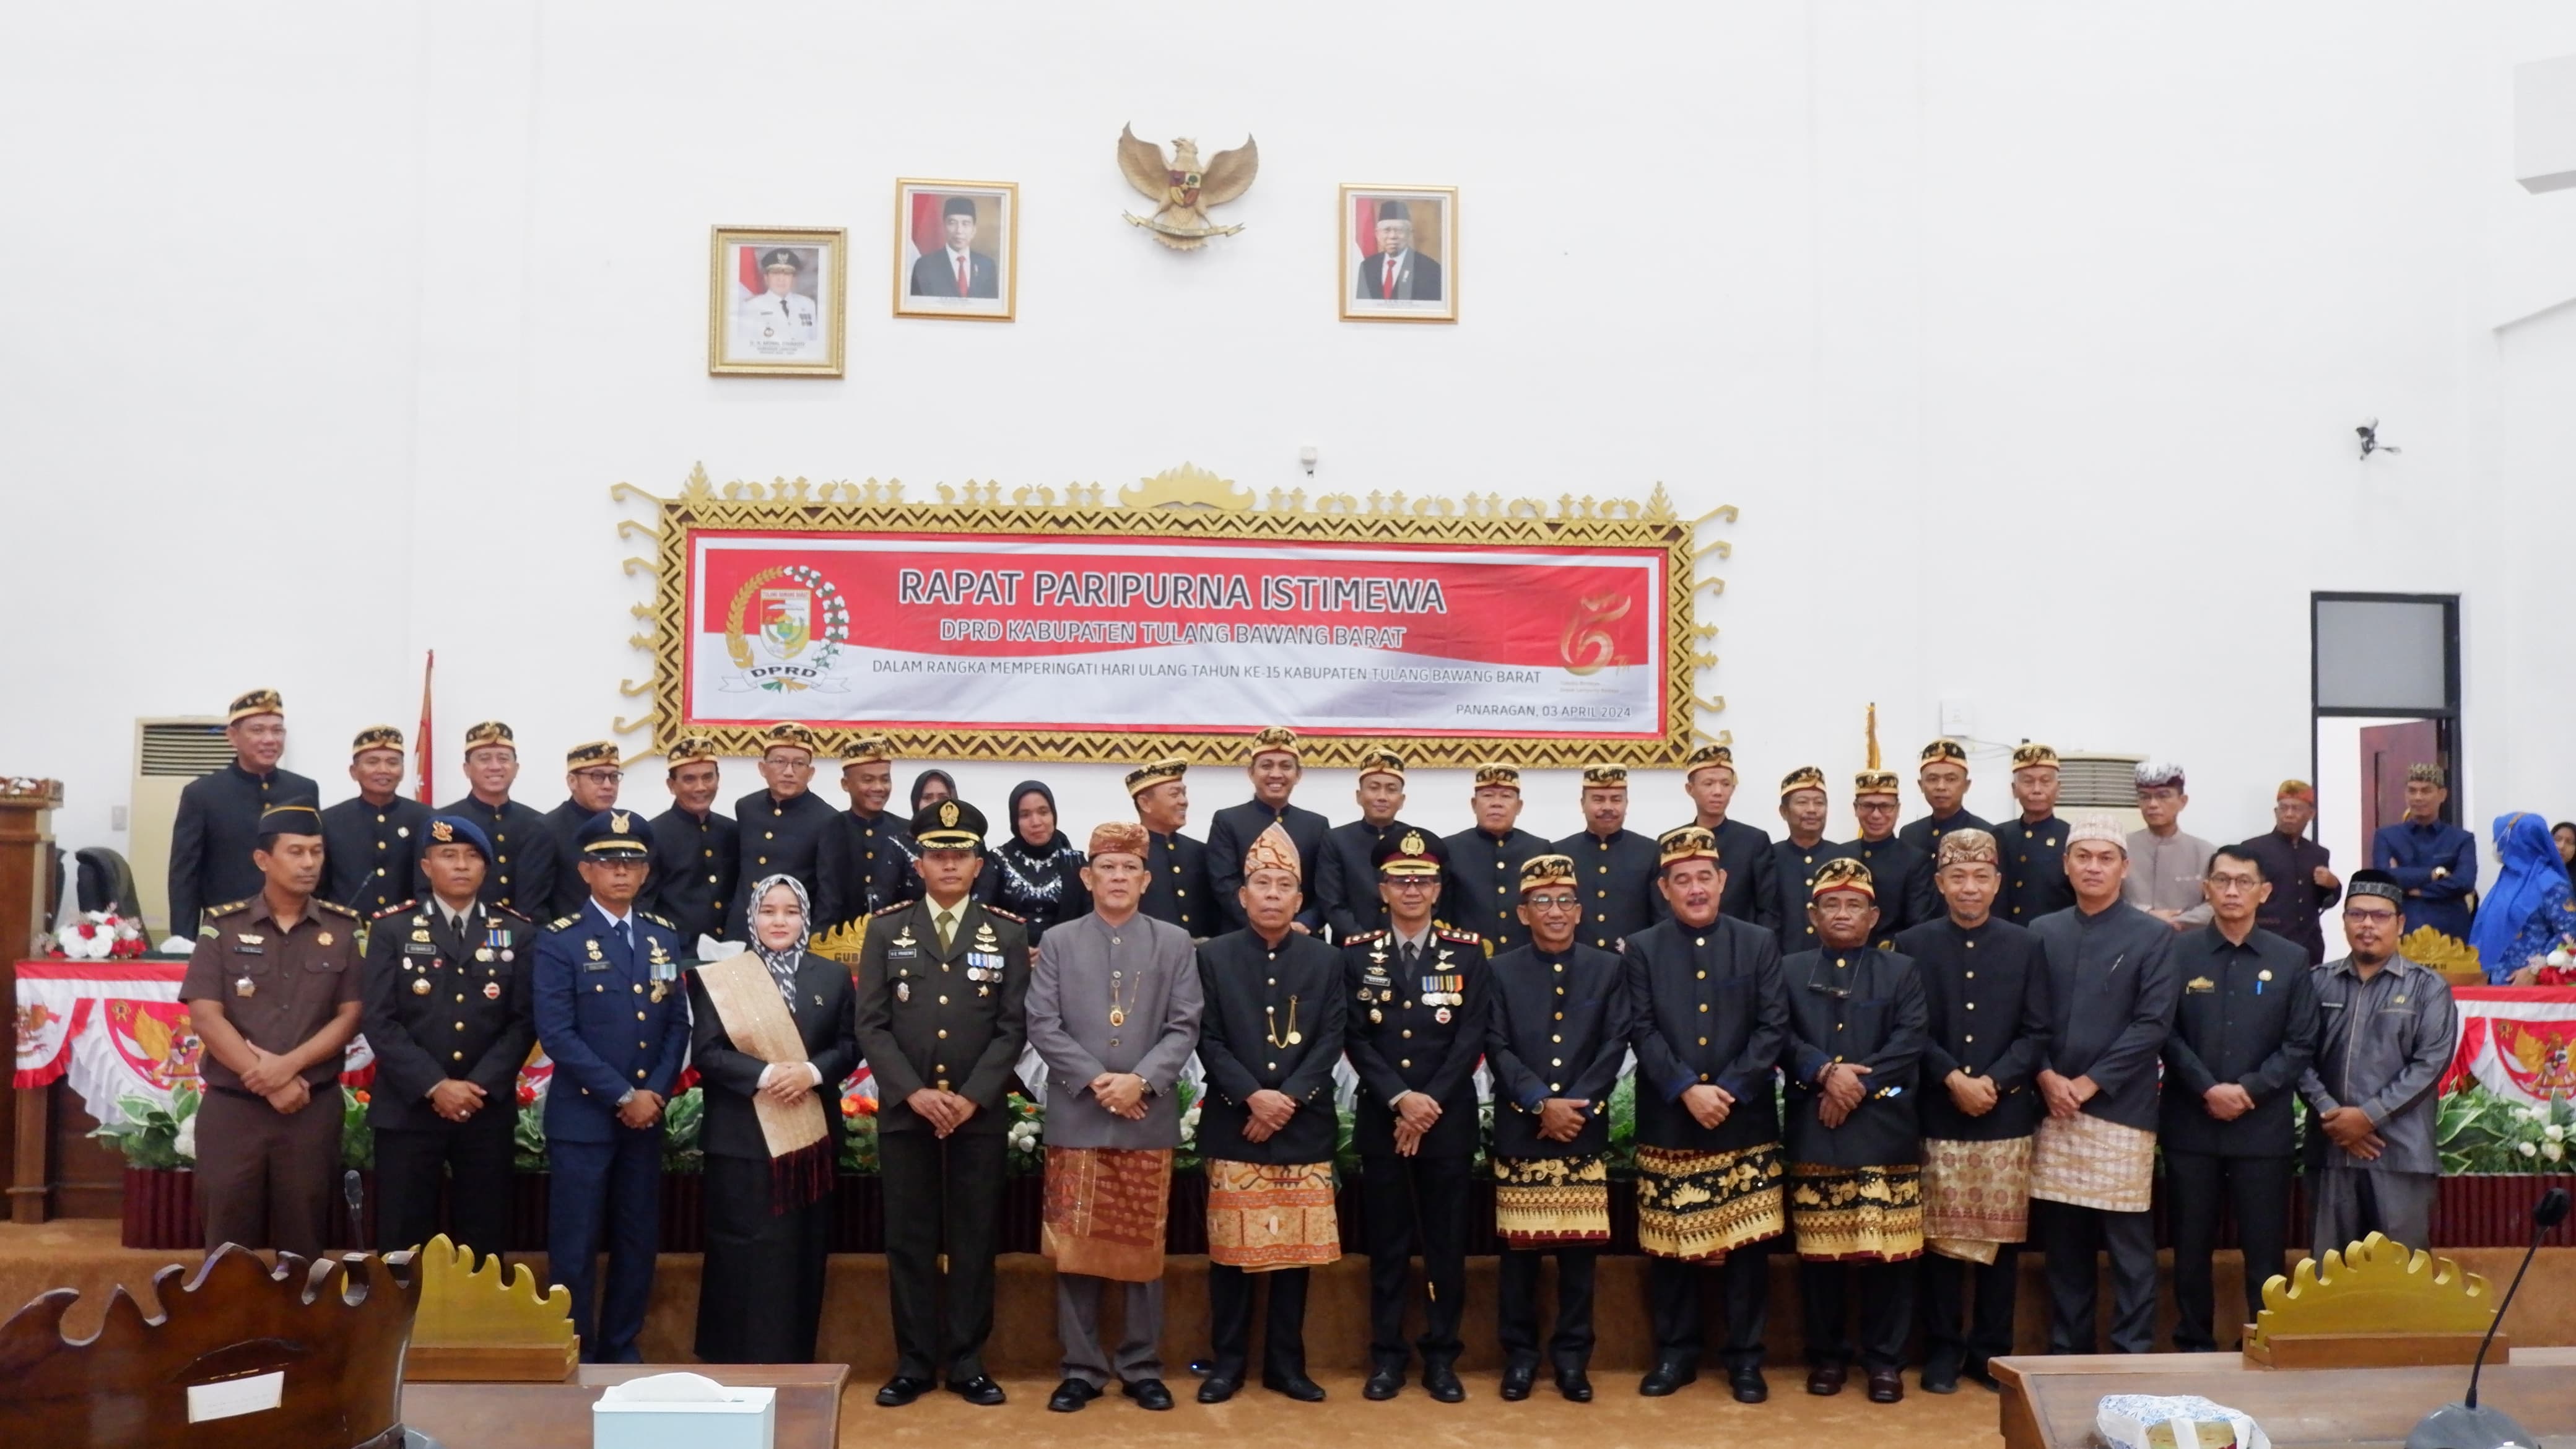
top-left (731, 789), bottom-right (848, 936)
top-left (1487, 942), bottom-right (1627, 1159)
top-left (1653, 817), bottom-right (1781, 933)
top-left (1780, 945), bottom-right (1927, 1166)
top-left (1625, 913), bottom-right (1787, 1152)
top-left (1193, 927), bottom-right (1346, 1164)
top-left (1894, 915), bottom-right (2052, 1141)
top-left (359, 899), bottom-right (535, 1133)
top-left (642, 804), bottom-right (738, 945)
top-left (168, 760), bottom-right (321, 936)
top-left (910, 248), bottom-right (1000, 298)
top-left (1355, 248), bottom-right (1443, 301)
top-left (686, 952), bottom-right (861, 1159)
top-left (321, 793), bottom-right (433, 919)
top-left (2158, 925), bottom-right (2320, 1157)
top-left (430, 794), bottom-right (558, 918)
top-left (1341, 928), bottom-right (1487, 1157)
top-left (1206, 799), bottom-right (1330, 933)
top-left (1140, 828), bottom-right (1214, 938)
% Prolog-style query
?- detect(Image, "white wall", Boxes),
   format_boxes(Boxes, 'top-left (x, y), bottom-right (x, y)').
top-left (9, 2), bottom-right (2576, 898)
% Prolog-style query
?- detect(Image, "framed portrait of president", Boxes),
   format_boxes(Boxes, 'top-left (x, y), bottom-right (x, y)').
top-left (893, 179), bottom-right (1018, 321)
top-left (1341, 185), bottom-right (1457, 323)
top-left (708, 225), bottom-right (846, 376)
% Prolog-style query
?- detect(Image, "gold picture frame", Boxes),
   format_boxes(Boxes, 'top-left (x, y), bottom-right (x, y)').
top-left (608, 462), bottom-right (1735, 770)
top-left (707, 225), bottom-right (846, 376)
top-left (1341, 184), bottom-right (1458, 323)
top-left (892, 178), bottom-right (1019, 321)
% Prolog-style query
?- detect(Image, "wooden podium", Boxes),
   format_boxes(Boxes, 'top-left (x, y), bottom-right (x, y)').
top-left (1994, 1350), bottom-right (2576, 1449)
top-left (1, 778), bottom-right (60, 1227)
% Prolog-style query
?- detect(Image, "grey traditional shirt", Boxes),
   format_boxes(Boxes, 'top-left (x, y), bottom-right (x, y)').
top-left (2123, 828), bottom-right (2215, 927)
top-left (2297, 954), bottom-right (2458, 1177)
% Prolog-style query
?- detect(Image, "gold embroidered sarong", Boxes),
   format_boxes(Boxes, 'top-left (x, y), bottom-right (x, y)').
top-left (1043, 1146), bottom-right (1173, 1282)
top-left (1492, 1153), bottom-right (1610, 1248)
top-left (1919, 1135), bottom-right (2033, 1263)
top-left (1788, 1162), bottom-right (1924, 1262)
top-left (2029, 1112), bottom-right (2155, 1214)
top-left (1634, 1142), bottom-right (1785, 1261)
top-left (1204, 1159), bottom-right (1342, 1271)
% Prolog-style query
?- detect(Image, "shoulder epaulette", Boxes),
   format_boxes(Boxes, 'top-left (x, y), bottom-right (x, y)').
top-left (1342, 929), bottom-right (1388, 946)
top-left (1438, 926), bottom-right (1484, 945)
top-left (871, 900), bottom-right (914, 917)
top-left (369, 900), bottom-right (419, 923)
top-left (546, 915), bottom-right (579, 932)
top-left (206, 897), bottom-right (254, 918)
top-left (316, 899), bottom-right (360, 918)
top-left (490, 903), bottom-right (534, 924)
top-left (640, 912), bottom-right (676, 931)
top-left (982, 905), bottom-right (1025, 924)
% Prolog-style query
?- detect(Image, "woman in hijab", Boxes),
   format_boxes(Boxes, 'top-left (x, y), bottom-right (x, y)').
top-left (2555, 822), bottom-right (2576, 872)
top-left (684, 875), bottom-right (859, 1361)
top-left (910, 768), bottom-right (959, 812)
top-left (978, 780), bottom-right (1089, 952)
top-left (2467, 812), bottom-right (2576, 984)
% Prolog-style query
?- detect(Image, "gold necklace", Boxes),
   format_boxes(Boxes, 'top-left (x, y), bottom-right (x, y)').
top-left (1108, 962), bottom-right (1137, 1029)
top-left (1264, 996), bottom-right (1302, 1048)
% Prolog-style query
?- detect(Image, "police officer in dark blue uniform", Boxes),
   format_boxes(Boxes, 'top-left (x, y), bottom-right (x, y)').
top-left (532, 809), bottom-right (689, 1362)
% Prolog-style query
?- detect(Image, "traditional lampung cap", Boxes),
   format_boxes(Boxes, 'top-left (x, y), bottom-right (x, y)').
top-left (1355, 748), bottom-right (1406, 785)
top-left (2065, 813), bottom-right (2126, 851)
top-left (2348, 868), bottom-right (2406, 905)
top-left (349, 724), bottom-right (404, 759)
top-left (422, 815), bottom-right (494, 865)
top-left (1935, 827), bottom-right (2000, 870)
top-left (759, 723), bottom-right (819, 755)
top-left (942, 194), bottom-right (978, 219)
top-left (228, 688), bottom-right (284, 723)
top-left (577, 809), bottom-right (652, 859)
top-left (1087, 820), bottom-right (1150, 863)
top-left (842, 736), bottom-right (894, 767)
top-left (1809, 855), bottom-right (1875, 901)
top-left (1656, 824), bottom-right (1722, 869)
top-left (565, 741), bottom-right (619, 768)
top-left (1683, 742), bottom-right (1735, 778)
top-left (1583, 764), bottom-right (1629, 788)
top-left (912, 797), bottom-right (988, 851)
top-left (1372, 828), bottom-right (1446, 877)
top-left (1244, 820), bottom-right (1302, 881)
top-left (2276, 778), bottom-right (2317, 803)
top-left (1473, 763), bottom-right (1521, 791)
top-left (666, 736), bottom-right (721, 768)
top-left (1248, 726), bottom-right (1300, 762)
top-left (1779, 765), bottom-right (1828, 799)
top-left (1520, 853), bottom-right (1578, 894)
top-left (463, 720), bottom-right (515, 751)
top-left (1124, 756), bottom-right (1188, 796)
top-left (2134, 761), bottom-right (2186, 791)
top-left (2011, 742), bottom-right (2060, 772)
top-left (2407, 763), bottom-right (2447, 786)
top-left (1854, 770), bottom-right (1902, 797)
top-left (256, 800), bottom-right (323, 836)
top-left (1920, 739), bottom-right (1969, 768)
top-left (760, 247), bottom-right (802, 272)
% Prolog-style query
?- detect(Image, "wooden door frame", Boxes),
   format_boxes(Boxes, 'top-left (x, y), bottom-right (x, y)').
top-left (2310, 591), bottom-right (2463, 832)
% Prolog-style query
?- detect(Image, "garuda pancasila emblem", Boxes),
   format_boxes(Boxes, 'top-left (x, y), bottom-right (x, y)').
top-left (1118, 124), bottom-right (1259, 250)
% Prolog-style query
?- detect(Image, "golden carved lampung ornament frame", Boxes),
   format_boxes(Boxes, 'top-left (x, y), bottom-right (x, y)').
top-left (606, 461), bottom-right (1734, 769)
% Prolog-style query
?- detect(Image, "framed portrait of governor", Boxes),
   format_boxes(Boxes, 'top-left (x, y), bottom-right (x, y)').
top-left (1341, 184), bottom-right (1457, 323)
top-left (892, 179), bottom-right (1018, 321)
top-left (708, 225), bottom-right (847, 376)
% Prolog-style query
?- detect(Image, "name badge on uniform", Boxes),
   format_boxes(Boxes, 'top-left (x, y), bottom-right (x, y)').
top-left (581, 958), bottom-right (612, 973)
top-left (888, 944), bottom-right (920, 964)
top-left (2186, 976), bottom-right (2216, 994)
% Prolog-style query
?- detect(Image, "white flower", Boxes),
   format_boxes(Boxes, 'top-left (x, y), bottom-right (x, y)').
top-left (2552, 949), bottom-right (2573, 967)
top-left (2549, 1141), bottom-right (2566, 1163)
top-left (2548, 1124), bottom-right (2565, 1144)
top-left (2522, 1141), bottom-right (2541, 1159)
top-left (172, 1113), bottom-right (196, 1164)
top-left (2520, 1106), bottom-right (2543, 1124)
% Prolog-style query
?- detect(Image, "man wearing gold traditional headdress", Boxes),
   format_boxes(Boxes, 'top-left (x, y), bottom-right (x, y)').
top-left (1126, 756), bottom-right (1212, 938)
top-left (1847, 711), bottom-right (1938, 939)
top-left (1995, 744), bottom-right (2072, 925)
top-left (1207, 727), bottom-right (1330, 935)
top-left (1767, 766), bottom-right (1847, 950)
top-left (1193, 822), bottom-right (1346, 1404)
top-left (1553, 764), bottom-right (1663, 952)
top-left (1626, 825), bottom-right (1790, 1404)
top-left (1899, 740), bottom-right (1990, 859)
top-left (1780, 857), bottom-right (1928, 1404)
top-left (1443, 763), bottom-right (1552, 954)
top-left (1316, 748), bottom-right (1431, 942)
top-left (1671, 742), bottom-right (1780, 932)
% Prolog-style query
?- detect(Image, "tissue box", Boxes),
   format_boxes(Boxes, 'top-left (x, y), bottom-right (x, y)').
top-left (593, 1384), bottom-right (776, 1449)
top-left (2096, 1393), bottom-right (2270, 1449)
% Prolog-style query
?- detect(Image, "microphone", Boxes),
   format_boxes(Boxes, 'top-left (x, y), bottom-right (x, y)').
top-left (2406, 1186), bottom-right (2569, 1449)
top-left (344, 1168), bottom-right (367, 1258)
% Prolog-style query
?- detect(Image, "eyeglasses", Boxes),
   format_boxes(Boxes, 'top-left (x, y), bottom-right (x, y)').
top-left (1525, 895), bottom-right (1580, 912)
top-left (572, 768), bottom-right (623, 785)
top-left (2205, 874), bottom-right (2263, 893)
top-left (763, 756), bottom-right (816, 772)
top-left (1385, 878), bottom-right (1438, 892)
top-left (2346, 907), bottom-right (2400, 924)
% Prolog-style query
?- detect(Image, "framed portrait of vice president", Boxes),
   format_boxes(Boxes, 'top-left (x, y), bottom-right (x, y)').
top-left (894, 179), bottom-right (1018, 321)
top-left (708, 225), bottom-right (846, 376)
top-left (1341, 185), bottom-right (1457, 323)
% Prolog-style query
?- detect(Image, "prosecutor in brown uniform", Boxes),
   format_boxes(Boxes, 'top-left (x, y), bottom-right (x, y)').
top-left (855, 798), bottom-right (1030, 1408)
top-left (182, 801), bottom-right (364, 1258)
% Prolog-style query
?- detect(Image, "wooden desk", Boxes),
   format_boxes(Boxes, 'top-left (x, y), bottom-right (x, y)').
top-left (1994, 1347), bottom-right (2576, 1449)
top-left (401, 1364), bottom-right (847, 1448)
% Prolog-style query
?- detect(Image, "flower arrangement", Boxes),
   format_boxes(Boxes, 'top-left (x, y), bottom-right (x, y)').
top-left (1173, 1078), bottom-right (1203, 1173)
top-left (2438, 1082), bottom-right (2576, 1173)
top-left (342, 1087), bottom-right (373, 1170)
top-left (514, 1099), bottom-right (548, 1172)
top-left (1003, 1094), bottom-right (1045, 1176)
top-left (660, 1087), bottom-right (704, 1174)
top-left (90, 1087), bottom-right (201, 1169)
top-left (52, 910), bottom-right (148, 961)
top-left (838, 1077), bottom-right (881, 1174)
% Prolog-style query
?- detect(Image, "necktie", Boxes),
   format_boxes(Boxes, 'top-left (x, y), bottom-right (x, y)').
top-left (616, 920), bottom-right (633, 957)
top-left (1382, 255), bottom-right (1396, 300)
top-left (1402, 939), bottom-right (1420, 970)
top-left (448, 909), bottom-right (468, 939)
top-left (956, 255), bottom-right (969, 297)
top-left (937, 910), bottom-right (957, 951)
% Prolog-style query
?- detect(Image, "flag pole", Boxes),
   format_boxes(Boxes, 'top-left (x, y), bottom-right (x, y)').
top-left (414, 650), bottom-right (435, 804)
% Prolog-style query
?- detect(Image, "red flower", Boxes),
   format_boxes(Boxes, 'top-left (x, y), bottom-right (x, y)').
top-left (353, 1089), bottom-right (371, 1105)
top-left (516, 1084), bottom-right (538, 1108)
top-left (846, 1095), bottom-right (879, 1118)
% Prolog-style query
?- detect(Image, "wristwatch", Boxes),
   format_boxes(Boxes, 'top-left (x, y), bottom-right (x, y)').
top-left (616, 1089), bottom-right (636, 1108)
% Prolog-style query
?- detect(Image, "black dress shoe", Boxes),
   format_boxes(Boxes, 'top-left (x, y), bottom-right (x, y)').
top-left (1048, 1379), bottom-right (1101, 1413)
top-left (1806, 1363), bottom-right (1847, 1397)
top-left (1263, 1372), bottom-right (1327, 1403)
top-left (1638, 1361), bottom-right (1697, 1397)
top-left (1728, 1365), bottom-right (1769, 1404)
top-left (1499, 1361), bottom-right (1538, 1401)
top-left (947, 1375), bottom-right (1006, 1406)
top-left (876, 1375), bottom-right (934, 1407)
top-left (1423, 1364), bottom-right (1465, 1403)
top-left (1556, 1367), bottom-right (1594, 1403)
top-left (1123, 1378), bottom-right (1175, 1411)
top-left (1198, 1375), bottom-right (1240, 1404)
top-left (1920, 1367), bottom-right (1960, 1395)
top-left (1187, 1357), bottom-right (1216, 1377)
top-left (1866, 1366), bottom-right (1904, 1403)
top-left (1363, 1366), bottom-right (1404, 1400)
